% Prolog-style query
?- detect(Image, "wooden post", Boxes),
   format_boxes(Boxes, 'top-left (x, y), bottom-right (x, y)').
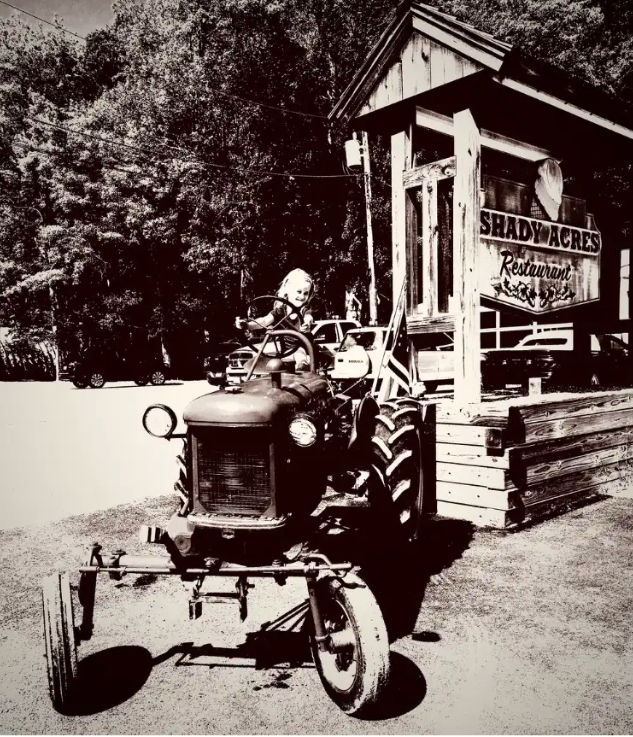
top-left (391, 126), bottom-right (413, 306)
top-left (453, 109), bottom-right (481, 404)
top-left (421, 178), bottom-right (438, 316)
top-left (361, 131), bottom-right (378, 325)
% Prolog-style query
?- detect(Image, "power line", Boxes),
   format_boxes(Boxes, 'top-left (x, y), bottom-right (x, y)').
top-left (0, 0), bottom-right (86, 41)
top-left (26, 117), bottom-right (360, 180)
top-left (1, 4), bottom-right (332, 122)
top-left (213, 89), bottom-right (327, 121)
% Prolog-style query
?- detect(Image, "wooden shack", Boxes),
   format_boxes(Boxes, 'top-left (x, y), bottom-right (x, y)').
top-left (330, 1), bottom-right (633, 527)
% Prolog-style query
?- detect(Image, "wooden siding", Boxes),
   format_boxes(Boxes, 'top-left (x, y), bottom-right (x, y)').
top-left (359, 36), bottom-right (482, 117)
top-left (432, 388), bottom-right (633, 528)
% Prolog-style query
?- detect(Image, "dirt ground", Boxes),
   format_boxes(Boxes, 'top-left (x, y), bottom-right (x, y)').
top-left (1, 492), bottom-right (632, 734)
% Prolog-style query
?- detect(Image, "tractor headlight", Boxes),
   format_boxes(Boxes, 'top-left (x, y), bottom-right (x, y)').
top-left (288, 415), bottom-right (318, 447)
top-left (143, 404), bottom-right (178, 438)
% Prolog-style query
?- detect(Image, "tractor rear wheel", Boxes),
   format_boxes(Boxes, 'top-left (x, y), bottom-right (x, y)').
top-left (370, 398), bottom-right (424, 541)
top-left (42, 572), bottom-right (78, 712)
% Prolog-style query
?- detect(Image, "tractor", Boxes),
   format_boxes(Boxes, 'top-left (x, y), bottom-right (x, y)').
top-left (42, 296), bottom-right (429, 717)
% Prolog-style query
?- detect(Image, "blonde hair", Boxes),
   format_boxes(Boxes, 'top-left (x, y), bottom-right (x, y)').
top-left (276, 268), bottom-right (314, 312)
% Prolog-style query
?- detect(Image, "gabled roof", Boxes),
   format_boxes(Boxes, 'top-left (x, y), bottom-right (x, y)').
top-left (329, 0), bottom-right (511, 125)
top-left (329, 1), bottom-right (633, 150)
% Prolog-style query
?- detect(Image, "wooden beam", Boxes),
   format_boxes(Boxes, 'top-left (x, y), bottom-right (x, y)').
top-left (407, 313), bottom-right (455, 334)
top-left (437, 462), bottom-right (510, 489)
top-left (436, 442), bottom-right (511, 468)
top-left (493, 76), bottom-right (633, 144)
top-left (416, 106), bottom-right (558, 161)
top-left (436, 423), bottom-right (504, 448)
top-left (421, 179), bottom-right (438, 316)
top-left (453, 108), bottom-right (481, 405)
top-left (402, 156), bottom-right (456, 188)
top-left (518, 407), bottom-right (633, 445)
top-left (436, 482), bottom-right (516, 509)
top-left (435, 501), bottom-right (515, 528)
top-left (391, 126), bottom-right (412, 305)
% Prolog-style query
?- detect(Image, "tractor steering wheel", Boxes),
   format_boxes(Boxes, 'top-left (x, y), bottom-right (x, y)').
top-left (243, 295), bottom-right (307, 359)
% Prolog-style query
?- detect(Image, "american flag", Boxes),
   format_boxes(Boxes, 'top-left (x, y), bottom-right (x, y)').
top-left (372, 281), bottom-right (412, 399)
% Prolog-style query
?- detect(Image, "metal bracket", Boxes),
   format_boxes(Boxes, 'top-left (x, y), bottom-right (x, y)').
top-left (236, 577), bottom-right (254, 621)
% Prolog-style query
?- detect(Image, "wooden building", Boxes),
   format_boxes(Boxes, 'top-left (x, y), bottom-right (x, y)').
top-left (330, 1), bottom-right (633, 526)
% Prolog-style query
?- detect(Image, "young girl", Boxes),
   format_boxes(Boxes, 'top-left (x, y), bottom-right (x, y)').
top-left (235, 268), bottom-right (315, 369)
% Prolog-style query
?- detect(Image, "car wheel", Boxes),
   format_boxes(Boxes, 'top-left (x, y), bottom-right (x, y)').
top-left (370, 397), bottom-right (425, 542)
top-left (134, 376), bottom-right (149, 386)
top-left (72, 377), bottom-right (88, 389)
top-left (309, 572), bottom-right (390, 716)
top-left (89, 372), bottom-right (105, 389)
top-left (150, 370), bottom-right (166, 386)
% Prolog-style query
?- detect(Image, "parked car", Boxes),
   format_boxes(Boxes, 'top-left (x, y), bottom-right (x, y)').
top-left (61, 349), bottom-right (171, 389)
top-left (481, 330), bottom-right (631, 391)
top-left (203, 339), bottom-right (243, 385)
top-left (224, 318), bottom-right (361, 385)
top-left (331, 327), bottom-right (455, 393)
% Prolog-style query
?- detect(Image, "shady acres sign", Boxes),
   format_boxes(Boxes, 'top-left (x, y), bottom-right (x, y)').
top-left (479, 208), bottom-right (601, 314)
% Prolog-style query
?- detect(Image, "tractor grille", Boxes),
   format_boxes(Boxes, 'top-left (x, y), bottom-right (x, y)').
top-left (195, 427), bottom-right (272, 515)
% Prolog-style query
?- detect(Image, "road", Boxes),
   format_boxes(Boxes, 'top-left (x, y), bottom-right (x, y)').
top-left (0, 381), bottom-right (632, 734)
top-left (0, 379), bottom-right (212, 530)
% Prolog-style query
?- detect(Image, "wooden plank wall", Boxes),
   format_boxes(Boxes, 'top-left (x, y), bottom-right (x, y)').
top-left (432, 389), bottom-right (633, 528)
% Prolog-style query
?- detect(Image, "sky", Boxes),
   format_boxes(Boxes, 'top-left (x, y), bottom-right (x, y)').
top-left (0, 0), bottom-right (114, 38)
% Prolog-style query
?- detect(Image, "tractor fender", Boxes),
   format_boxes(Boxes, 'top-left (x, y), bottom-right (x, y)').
top-left (348, 395), bottom-right (379, 454)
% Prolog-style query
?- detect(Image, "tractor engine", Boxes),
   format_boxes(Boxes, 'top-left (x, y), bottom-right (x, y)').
top-left (159, 368), bottom-right (333, 563)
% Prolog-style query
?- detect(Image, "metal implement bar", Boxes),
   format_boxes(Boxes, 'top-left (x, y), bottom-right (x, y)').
top-left (79, 560), bottom-right (353, 577)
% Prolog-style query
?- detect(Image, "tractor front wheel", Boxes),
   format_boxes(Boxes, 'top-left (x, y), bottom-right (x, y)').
top-left (310, 572), bottom-right (390, 715)
top-left (42, 572), bottom-right (78, 712)
top-left (370, 398), bottom-right (424, 541)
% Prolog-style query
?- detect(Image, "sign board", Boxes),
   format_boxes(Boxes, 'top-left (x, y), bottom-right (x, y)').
top-left (479, 208), bottom-right (601, 313)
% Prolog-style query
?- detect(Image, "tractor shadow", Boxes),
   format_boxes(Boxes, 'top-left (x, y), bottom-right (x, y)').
top-left (354, 517), bottom-right (475, 643)
top-left (61, 645), bottom-right (154, 716)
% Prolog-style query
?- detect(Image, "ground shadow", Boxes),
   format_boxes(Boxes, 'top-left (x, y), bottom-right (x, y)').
top-left (157, 630), bottom-right (313, 671)
top-left (62, 645), bottom-right (154, 716)
top-left (358, 652), bottom-right (426, 720)
top-left (357, 517), bottom-right (475, 642)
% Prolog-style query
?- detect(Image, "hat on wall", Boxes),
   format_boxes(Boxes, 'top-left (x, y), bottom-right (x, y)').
top-left (534, 158), bottom-right (563, 221)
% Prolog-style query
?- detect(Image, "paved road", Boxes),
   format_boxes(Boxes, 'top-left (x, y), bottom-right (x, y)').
top-left (0, 380), bottom-right (213, 530)
top-left (1, 381), bottom-right (632, 734)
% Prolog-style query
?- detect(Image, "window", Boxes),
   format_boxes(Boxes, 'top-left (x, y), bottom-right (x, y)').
top-left (339, 322), bottom-right (359, 337)
top-left (519, 337), bottom-right (569, 347)
top-left (313, 324), bottom-right (337, 344)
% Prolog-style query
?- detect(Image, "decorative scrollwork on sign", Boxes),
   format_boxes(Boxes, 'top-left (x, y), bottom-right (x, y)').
top-left (493, 278), bottom-right (576, 309)
top-left (538, 284), bottom-right (576, 309)
top-left (493, 278), bottom-right (537, 308)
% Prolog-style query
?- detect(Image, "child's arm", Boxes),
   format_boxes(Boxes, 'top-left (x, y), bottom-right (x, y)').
top-left (300, 312), bottom-right (314, 333)
top-left (235, 310), bottom-right (276, 332)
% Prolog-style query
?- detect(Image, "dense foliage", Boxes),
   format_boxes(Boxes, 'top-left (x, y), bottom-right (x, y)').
top-left (0, 0), bottom-right (632, 374)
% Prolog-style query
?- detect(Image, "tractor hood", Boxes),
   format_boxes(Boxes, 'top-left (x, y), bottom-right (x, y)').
top-left (183, 371), bottom-right (328, 425)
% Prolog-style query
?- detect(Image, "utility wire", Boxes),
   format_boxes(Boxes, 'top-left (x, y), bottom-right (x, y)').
top-left (0, 0), bottom-right (86, 40)
top-left (1, 3), bottom-right (332, 122)
top-left (26, 117), bottom-right (360, 180)
top-left (213, 89), bottom-right (327, 120)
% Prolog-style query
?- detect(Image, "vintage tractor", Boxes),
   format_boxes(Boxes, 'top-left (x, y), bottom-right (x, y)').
top-left (42, 296), bottom-right (429, 717)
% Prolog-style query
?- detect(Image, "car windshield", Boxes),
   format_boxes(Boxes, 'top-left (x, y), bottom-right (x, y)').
top-left (519, 337), bottom-right (569, 347)
top-left (341, 331), bottom-right (382, 350)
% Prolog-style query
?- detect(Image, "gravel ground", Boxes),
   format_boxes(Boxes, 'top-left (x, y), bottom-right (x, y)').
top-left (1, 492), bottom-right (632, 734)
